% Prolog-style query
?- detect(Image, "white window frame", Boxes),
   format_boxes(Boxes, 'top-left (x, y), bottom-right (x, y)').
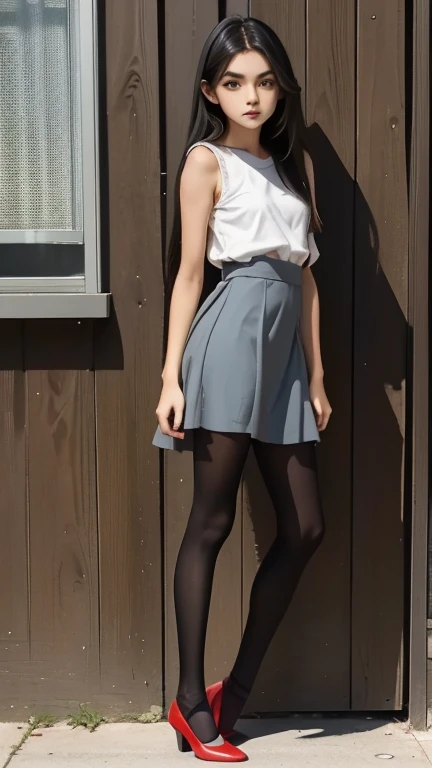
top-left (0, 0), bottom-right (109, 318)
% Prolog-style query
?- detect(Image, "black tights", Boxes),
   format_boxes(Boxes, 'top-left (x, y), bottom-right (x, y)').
top-left (174, 428), bottom-right (325, 743)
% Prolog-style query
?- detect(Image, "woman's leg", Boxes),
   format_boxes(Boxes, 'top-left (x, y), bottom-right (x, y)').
top-left (175, 427), bottom-right (251, 743)
top-left (219, 440), bottom-right (325, 735)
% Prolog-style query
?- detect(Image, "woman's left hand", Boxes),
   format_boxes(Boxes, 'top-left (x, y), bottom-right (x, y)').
top-left (309, 375), bottom-right (332, 431)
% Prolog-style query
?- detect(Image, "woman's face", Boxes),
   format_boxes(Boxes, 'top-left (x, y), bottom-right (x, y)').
top-left (201, 49), bottom-right (283, 133)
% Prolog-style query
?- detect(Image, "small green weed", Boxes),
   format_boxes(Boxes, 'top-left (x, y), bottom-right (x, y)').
top-left (117, 705), bottom-right (163, 724)
top-left (2, 703), bottom-right (163, 767)
top-left (67, 703), bottom-right (106, 732)
top-left (4, 713), bottom-right (58, 767)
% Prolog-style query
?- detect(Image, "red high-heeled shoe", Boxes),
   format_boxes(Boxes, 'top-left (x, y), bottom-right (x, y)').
top-left (167, 699), bottom-right (248, 761)
top-left (206, 678), bottom-right (236, 740)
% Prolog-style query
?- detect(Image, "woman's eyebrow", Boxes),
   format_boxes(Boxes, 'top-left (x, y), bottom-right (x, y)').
top-left (221, 69), bottom-right (274, 79)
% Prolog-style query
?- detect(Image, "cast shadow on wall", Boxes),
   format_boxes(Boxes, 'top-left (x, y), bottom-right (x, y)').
top-left (240, 122), bottom-right (407, 717)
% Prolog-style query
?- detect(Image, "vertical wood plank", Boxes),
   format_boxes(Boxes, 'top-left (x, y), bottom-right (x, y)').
top-left (96, 0), bottom-right (164, 714)
top-left (0, 323), bottom-right (28, 680)
top-left (226, 0), bottom-right (249, 16)
top-left (352, 0), bottom-right (408, 709)
top-left (250, 0), bottom-right (307, 112)
top-left (409, 0), bottom-right (429, 730)
top-left (243, 0), bottom-right (354, 711)
top-left (302, 0), bottom-right (355, 710)
top-left (22, 321), bottom-right (99, 715)
top-left (164, 0), bottom-right (245, 708)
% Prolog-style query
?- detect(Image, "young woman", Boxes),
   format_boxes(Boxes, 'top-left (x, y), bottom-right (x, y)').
top-left (153, 14), bottom-right (332, 763)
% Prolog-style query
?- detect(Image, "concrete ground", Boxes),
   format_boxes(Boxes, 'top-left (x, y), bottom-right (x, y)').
top-left (1, 716), bottom-right (432, 767)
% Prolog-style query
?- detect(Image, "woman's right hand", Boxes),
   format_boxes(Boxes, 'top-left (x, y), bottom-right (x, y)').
top-left (155, 382), bottom-right (185, 439)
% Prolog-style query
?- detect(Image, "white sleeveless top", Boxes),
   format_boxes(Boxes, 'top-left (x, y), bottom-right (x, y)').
top-left (185, 140), bottom-right (320, 270)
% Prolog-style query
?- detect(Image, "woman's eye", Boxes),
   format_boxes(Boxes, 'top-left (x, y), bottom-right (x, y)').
top-left (223, 80), bottom-right (275, 89)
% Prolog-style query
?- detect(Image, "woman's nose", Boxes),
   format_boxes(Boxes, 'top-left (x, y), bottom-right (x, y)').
top-left (246, 90), bottom-right (259, 105)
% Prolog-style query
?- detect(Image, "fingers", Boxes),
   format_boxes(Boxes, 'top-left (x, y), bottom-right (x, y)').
top-left (169, 408), bottom-right (185, 439)
top-left (318, 407), bottom-right (332, 431)
top-left (156, 407), bottom-right (185, 440)
top-left (172, 406), bottom-right (183, 432)
top-left (318, 413), bottom-right (329, 431)
top-left (312, 397), bottom-right (332, 431)
top-left (160, 418), bottom-right (185, 439)
top-left (312, 398), bottom-right (323, 430)
top-left (169, 428), bottom-right (185, 439)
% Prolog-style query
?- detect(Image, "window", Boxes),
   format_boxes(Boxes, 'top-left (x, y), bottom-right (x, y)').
top-left (0, 0), bottom-right (109, 317)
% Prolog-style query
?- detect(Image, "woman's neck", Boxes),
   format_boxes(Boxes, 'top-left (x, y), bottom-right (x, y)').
top-left (216, 128), bottom-right (266, 158)
top-left (215, 134), bottom-right (269, 160)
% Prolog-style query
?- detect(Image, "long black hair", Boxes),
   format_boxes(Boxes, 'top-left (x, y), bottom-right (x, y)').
top-left (164, 14), bottom-right (322, 305)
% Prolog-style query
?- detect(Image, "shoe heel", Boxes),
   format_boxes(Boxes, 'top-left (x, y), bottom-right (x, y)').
top-left (175, 728), bottom-right (192, 752)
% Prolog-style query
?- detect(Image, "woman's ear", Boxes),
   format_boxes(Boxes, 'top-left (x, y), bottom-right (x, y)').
top-left (201, 79), bottom-right (219, 105)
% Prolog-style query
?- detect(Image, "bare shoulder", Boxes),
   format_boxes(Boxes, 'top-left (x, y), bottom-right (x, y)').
top-left (181, 145), bottom-right (219, 204)
top-left (184, 144), bottom-right (219, 174)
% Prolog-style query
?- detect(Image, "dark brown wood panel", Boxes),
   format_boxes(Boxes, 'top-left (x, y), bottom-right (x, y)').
top-left (226, 0), bottom-right (249, 15)
top-left (0, 323), bottom-right (28, 685)
top-left (302, 0), bottom-right (355, 709)
top-left (352, 0), bottom-right (408, 709)
top-left (243, 0), bottom-right (354, 711)
top-left (163, 0), bottom-right (245, 708)
top-left (95, 0), bottom-right (163, 714)
top-left (409, 0), bottom-right (430, 730)
top-left (0, 0), bottom-right (422, 722)
top-left (16, 321), bottom-right (99, 717)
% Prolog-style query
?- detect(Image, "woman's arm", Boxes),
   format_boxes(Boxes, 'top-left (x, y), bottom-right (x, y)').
top-left (156, 146), bottom-right (219, 437)
top-left (300, 150), bottom-right (332, 431)
top-left (300, 267), bottom-right (324, 381)
top-left (162, 146), bottom-right (218, 382)
top-left (300, 149), bottom-right (323, 379)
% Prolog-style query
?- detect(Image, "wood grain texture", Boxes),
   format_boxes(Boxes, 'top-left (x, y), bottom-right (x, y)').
top-left (352, 0), bottom-right (408, 709)
top-left (250, 0), bottom-right (306, 111)
top-left (226, 0), bottom-right (249, 16)
top-left (409, 0), bottom-right (429, 730)
top-left (2, 320), bottom-right (99, 718)
top-left (163, 0), bottom-right (244, 708)
top-left (303, 0), bottom-right (355, 710)
top-left (0, 324), bottom-right (28, 680)
top-left (243, 0), bottom-right (354, 712)
top-left (26, 369), bottom-right (98, 680)
top-left (95, 0), bottom-right (164, 713)
top-left (0, 0), bottom-right (418, 722)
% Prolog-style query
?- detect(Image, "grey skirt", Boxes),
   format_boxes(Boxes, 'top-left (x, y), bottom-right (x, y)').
top-left (152, 255), bottom-right (320, 452)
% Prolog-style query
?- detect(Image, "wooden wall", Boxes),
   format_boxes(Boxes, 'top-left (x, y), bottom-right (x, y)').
top-left (0, 0), bottom-right (164, 720)
top-left (0, 0), bottom-right (413, 720)
top-left (162, 0), bottom-right (409, 713)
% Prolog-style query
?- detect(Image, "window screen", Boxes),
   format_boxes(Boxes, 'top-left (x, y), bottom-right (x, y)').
top-left (0, 0), bottom-right (104, 314)
top-left (0, 0), bottom-right (83, 234)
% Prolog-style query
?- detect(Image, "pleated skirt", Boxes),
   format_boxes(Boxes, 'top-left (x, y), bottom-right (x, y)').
top-left (152, 254), bottom-right (320, 452)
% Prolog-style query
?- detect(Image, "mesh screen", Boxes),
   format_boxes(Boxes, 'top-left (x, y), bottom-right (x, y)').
top-left (0, 0), bottom-right (83, 231)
